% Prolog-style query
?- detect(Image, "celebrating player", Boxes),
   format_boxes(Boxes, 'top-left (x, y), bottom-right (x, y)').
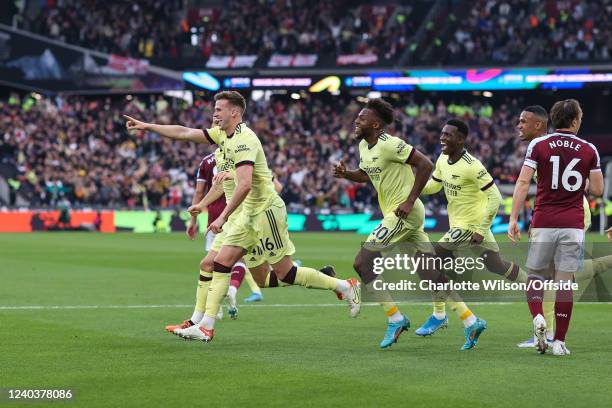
top-left (509, 99), bottom-right (604, 356)
top-left (334, 99), bottom-right (486, 350)
top-left (165, 148), bottom-right (265, 333)
top-left (416, 119), bottom-right (528, 337)
top-left (125, 91), bottom-right (360, 343)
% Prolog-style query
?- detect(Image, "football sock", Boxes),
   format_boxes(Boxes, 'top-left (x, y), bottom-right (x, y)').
top-left (265, 271), bottom-right (279, 287)
top-left (554, 283), bottom-right (573, 342)
top-left (448, 300), bottom-right (476, 328)
top-left (229, 262), bottom-right (246, 289)
top-left (202, 263), bottom-right (232, 330)
top-left (227, 285), bottom-right (238, 300)
top-left (433, 301), bottom-right (446, 320)
top-left (504, 262), bottom-right (528, 283)
top-left (382, 302), bottom-right (403, 323)
top-left (543, 289), bottom-right (556, 334)
top-left (244, 270), bottom-right (262, 293)
top-left (281, 266), bottom-right (347, 292)
top-left (191, 270), bottom-right (212, 324)
top-left (364, 281), bottom-right (402, 320)
top-left (526, 275), bottom-right (544, 318)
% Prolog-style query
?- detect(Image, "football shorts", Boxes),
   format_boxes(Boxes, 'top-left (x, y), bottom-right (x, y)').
top-left (223, 195), bottom-right (295, 266)
top-left (437, 227), bottom-right (499, 254)
top-left (526, 228), bottom-right (585, 273)
top-left (364, 200), bottom-right (433, 255)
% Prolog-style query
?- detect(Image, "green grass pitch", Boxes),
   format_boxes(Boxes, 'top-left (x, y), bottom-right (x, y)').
top-left (1, 232), bottom-right (611, 407)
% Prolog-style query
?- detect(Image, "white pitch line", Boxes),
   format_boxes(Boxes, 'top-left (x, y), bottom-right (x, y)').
top-left (0, 303), bottom-right (361, 310)
top-left (0, 302), bottom-right (610, 311)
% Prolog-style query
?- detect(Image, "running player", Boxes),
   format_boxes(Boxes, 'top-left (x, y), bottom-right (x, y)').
top-left (125, 91), bottom-right (360, 343)
top-left (415, 119), bottom-right (526, 337)
top-left (334, 99), bottom-right (486, 350)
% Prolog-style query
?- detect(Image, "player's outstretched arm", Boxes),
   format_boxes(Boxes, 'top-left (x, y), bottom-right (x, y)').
top-left (123, 115), bottom-right (209, 144)
top-left (395, 149), bottom-right (433, 218)
top-left (508, 165), bottom-right (535, 242)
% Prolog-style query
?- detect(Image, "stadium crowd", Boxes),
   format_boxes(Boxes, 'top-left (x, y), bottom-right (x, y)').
top-left (17, 0), bottom-right (612, 65)
top-left (1, 93), bottom-right (527, 213)
top-left (537, 0), bottom-right (612, 63)
top-left (18, 0), bottom-right (412, 62)
top-left (440, 0), bottom-right (612, 65)
top-left (19, 0), bottom-right (184, 58)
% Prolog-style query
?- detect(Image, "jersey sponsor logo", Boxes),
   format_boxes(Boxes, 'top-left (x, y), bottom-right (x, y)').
top-left (442, 181), bottom-right (461, 190)
top-left (234, 144), bottom-right (250, 153)
top-left (362, 165), bottom-right (382, 180)
top-left (477, 169), bottom-right (488, 179)
top-left (443, 181), bottom-right (461, 197)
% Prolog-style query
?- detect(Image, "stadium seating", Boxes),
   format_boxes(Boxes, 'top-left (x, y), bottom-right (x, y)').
top-left (0, 93), bottom-right (527, 211)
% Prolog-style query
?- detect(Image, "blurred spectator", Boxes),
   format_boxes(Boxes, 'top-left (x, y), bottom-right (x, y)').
top-left (1, 92), bottom-right (531, 214)
top-left (19, 0), bottom-right (415, 63)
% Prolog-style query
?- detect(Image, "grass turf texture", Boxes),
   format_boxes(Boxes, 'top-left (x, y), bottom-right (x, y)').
top-left (1, 232), bottom-right (611, 408)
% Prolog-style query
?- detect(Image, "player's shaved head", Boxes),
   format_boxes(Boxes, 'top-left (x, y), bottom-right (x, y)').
top-left (518, 105), bottom-right (548, 141)
top-left (365, 98), bottom-right (394, 126)
top-left (523, 105), bottom-right (548, 123)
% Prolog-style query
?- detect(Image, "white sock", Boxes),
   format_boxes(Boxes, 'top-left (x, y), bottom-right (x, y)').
top-left (463, 314), bottom-right (477, 328)
top-left (200, 315), bottom-right (216, 330)
top-left (433, 311), bottom-right (446, 320)
top-left (190, 311), bottom-right (204, 324)
top-left (388, 310), bottom-right (404, 323)
top-left (227, 285), bottom-right (238, 299)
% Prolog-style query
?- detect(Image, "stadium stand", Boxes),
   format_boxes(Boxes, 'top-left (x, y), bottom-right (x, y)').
top-left (0, 92), bottom-right (528, 212)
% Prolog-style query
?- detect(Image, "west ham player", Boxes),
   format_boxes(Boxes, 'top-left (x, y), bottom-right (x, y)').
top-left (509, 99), bottom-right (604, 355)
top-left (125, 91), bottom-right (360, 344)
top-left (515, 105), bottom-right (612, 348)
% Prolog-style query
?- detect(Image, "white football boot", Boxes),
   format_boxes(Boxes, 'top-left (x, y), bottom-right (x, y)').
top-left (345, 278), bottom-right (361, 318)
top-left (533, 314), bottom-right (548, 354)
top-left (552, 340), bottom-right (571, 356)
